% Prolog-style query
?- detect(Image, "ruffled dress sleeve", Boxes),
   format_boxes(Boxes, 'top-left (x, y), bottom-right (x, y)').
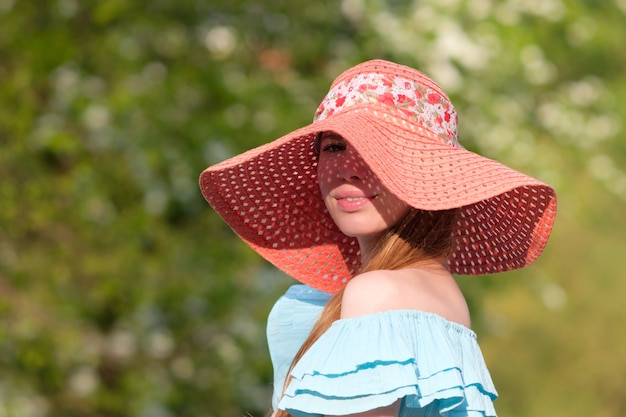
top-left (267, 285), bottom-right (332, 410)
top-left (278, 310), bottom-right (498, 417)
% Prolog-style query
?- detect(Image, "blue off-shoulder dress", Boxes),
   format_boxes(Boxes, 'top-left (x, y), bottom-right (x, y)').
top-left (268, 286), bottom-right (498, 416)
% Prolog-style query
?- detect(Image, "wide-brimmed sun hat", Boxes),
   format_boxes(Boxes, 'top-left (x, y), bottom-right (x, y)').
top-left (200, 59), bottom-right (557, 293)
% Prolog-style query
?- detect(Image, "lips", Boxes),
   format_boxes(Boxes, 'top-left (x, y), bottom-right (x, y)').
top-left (333, 191), bottom-right (376, 212)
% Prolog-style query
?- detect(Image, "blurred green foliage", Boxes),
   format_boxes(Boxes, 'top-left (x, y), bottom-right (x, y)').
top-left (1, 0), bottom-right (625, 416)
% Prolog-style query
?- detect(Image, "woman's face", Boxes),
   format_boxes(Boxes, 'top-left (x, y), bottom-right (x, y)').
top-left (316, 132), bottom-right (410, 251)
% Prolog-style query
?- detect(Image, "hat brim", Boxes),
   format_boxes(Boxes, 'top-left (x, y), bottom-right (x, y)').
top-left (200, 103), bottom-right (556, 293)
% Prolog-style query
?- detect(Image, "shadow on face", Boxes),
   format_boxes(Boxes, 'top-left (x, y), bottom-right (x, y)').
top-left (315, 131), bottom-right (411, 230)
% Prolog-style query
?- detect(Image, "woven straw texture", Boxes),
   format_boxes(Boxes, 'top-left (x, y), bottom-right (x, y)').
top-left (200, 60), bottom-right (557, 293)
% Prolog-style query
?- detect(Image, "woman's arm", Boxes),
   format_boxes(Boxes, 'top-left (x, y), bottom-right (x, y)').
top-left (327, 400), bottom-right (401, 417)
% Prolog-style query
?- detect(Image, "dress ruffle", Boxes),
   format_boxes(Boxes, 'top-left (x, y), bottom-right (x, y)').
top-left (278, 310), bottom-right (497, 417)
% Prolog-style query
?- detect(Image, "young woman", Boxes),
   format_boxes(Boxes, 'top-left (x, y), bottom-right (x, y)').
top-left (200, 60), bottom-right (557, 417)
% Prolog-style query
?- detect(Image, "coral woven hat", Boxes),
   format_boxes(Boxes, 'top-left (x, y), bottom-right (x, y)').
top-left (200, 59), bottom-right (557, 293)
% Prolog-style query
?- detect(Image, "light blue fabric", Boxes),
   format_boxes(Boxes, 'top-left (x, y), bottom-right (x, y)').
top-left (267, 284), bottom-right (332, 410)
top-left (278, 310), bottom-right (498, 417)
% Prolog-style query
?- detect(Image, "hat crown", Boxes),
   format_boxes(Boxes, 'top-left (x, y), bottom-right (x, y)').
top-left (314, 60), bottom-right (460, 147)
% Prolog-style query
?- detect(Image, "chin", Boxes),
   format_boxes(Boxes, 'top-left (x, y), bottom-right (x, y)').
top-left (330, 216), bottom-right (390, 239)
top-left (336, 225), bottom-right (387, 239)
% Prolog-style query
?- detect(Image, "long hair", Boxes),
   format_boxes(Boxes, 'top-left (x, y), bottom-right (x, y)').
top-left (273, 207), bottom-right (458, 416)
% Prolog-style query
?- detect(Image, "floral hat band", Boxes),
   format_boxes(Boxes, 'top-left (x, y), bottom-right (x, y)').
top-left (314, 71), bottom-right (461, 148)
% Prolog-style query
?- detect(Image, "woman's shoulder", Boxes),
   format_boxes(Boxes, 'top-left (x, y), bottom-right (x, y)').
top-left (341, 267), bottom-right (471, 327)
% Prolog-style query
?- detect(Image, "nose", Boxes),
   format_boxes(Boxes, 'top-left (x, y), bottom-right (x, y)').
top-left (337, 148), bottom-right (367, 182)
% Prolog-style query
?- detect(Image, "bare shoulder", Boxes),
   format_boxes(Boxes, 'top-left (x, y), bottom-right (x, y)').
top-left (340, 270), bottom-right (401, 318)
top-left (341, 268), bottom-right (472, 327)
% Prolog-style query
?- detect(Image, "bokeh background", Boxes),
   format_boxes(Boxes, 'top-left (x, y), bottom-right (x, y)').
top-left (1, 0), bottom-right (625, 416)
